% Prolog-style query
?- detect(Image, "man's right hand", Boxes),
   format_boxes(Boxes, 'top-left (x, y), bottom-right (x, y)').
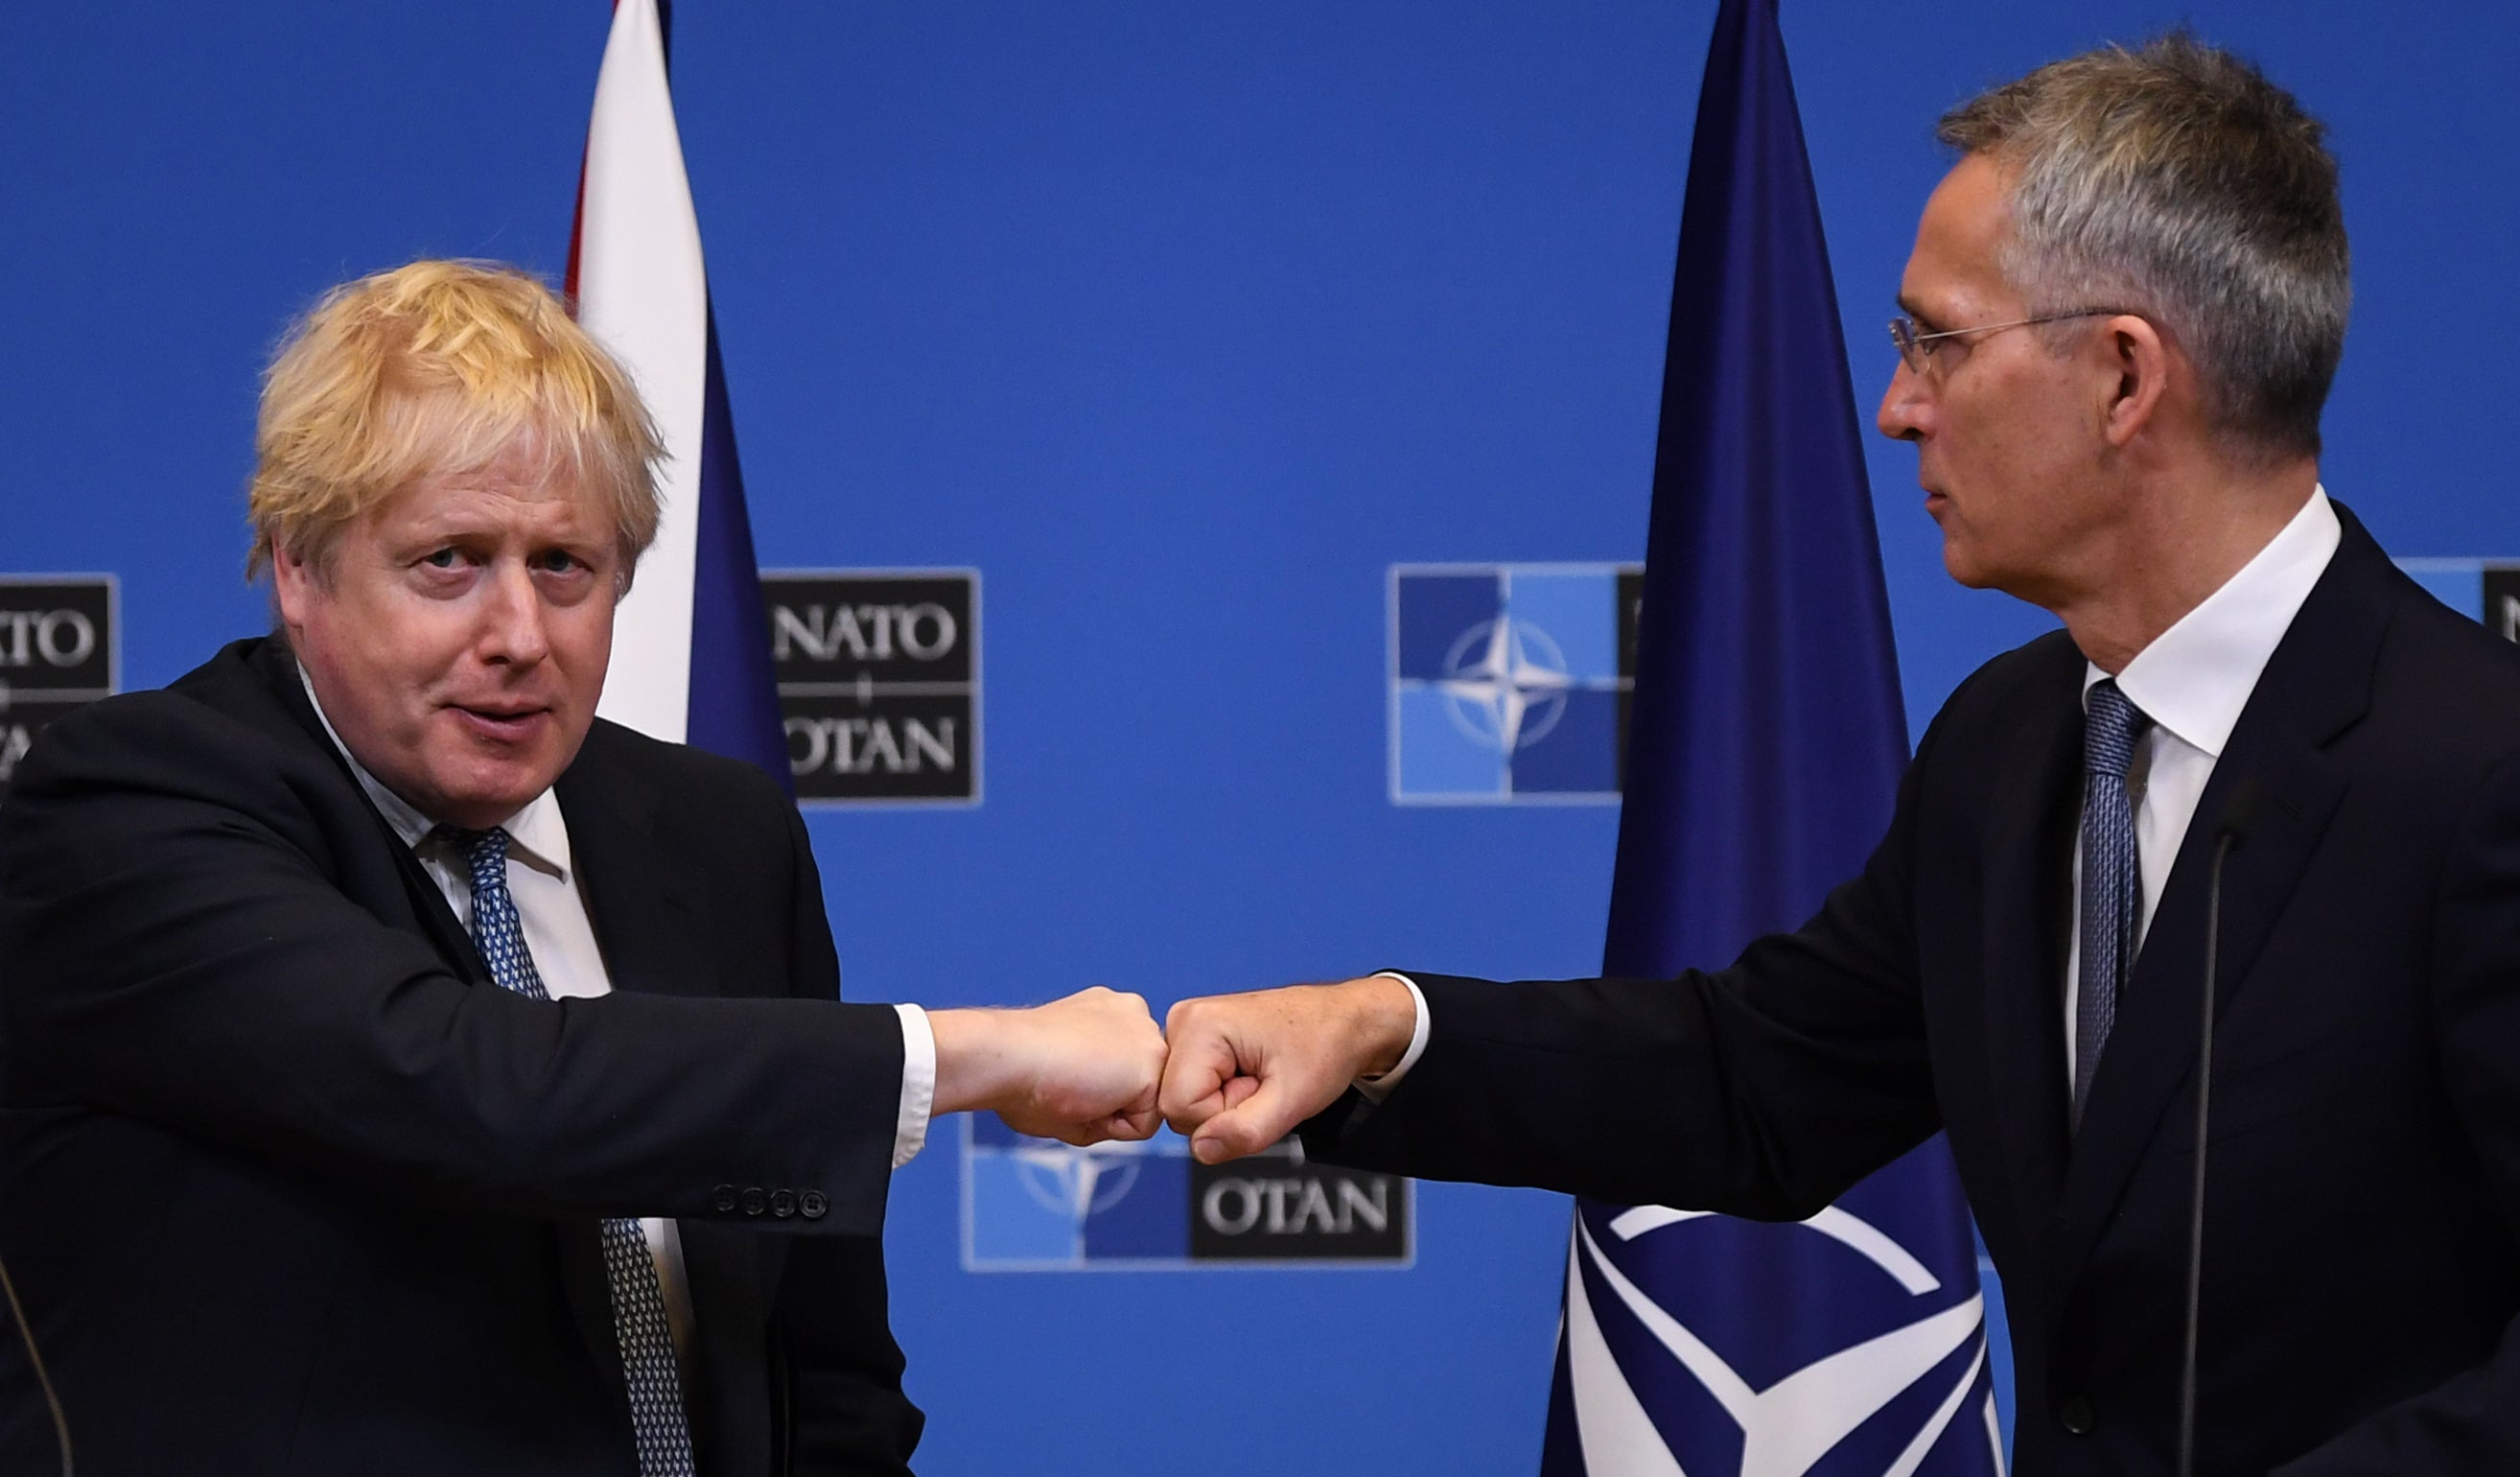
top-left (1157, 976), bottom-right (1418, 1164)
top-left (929, 987), bottom-right (1169, 1146)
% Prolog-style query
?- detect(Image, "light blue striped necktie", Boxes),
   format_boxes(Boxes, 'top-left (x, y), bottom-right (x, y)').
top-left (2073, 679), bottom-right (2153, 1127)
top-left (439, 825), bottom-right (697, 1477)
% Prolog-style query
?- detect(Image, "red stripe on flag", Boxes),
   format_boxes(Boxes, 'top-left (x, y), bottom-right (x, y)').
top-left (562, 1), bottom-right (622, 303)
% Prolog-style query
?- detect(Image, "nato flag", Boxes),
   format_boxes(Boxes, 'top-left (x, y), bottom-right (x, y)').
top-left (1537, 2), bottom-right (2004, 1473)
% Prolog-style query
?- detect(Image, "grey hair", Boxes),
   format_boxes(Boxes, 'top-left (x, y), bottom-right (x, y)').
top-left (1939, 32), bottom-right (2349, 463)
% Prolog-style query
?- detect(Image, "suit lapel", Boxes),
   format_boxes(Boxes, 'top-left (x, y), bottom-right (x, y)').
top-left (2046, 513), bottom-right (2393, 1286)
top-left (556, 735), bottom-right (716, 1001)
top-left (1978, 641), bottom-right (2084, 1233)
top-left (250, 637), bottom-right (489, 979)
top-left (390, 844), bottom-right (493, 981)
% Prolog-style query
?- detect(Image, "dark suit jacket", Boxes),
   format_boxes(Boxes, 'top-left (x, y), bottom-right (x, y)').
top-left (0, 637), bottom-right (924, 1474)
top-left (1312, 510), bottom-right (2520, 1474)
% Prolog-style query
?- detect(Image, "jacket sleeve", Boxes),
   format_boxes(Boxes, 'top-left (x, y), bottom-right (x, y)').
top-left (1303, 719), bottom-right (1940, 1221)
top-left (0, 691), bottom-right (903, 1233)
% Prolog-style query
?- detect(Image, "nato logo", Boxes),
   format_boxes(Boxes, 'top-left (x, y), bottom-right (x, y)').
top-left (962, 1116), bottom-right (1411, 1271)
top-left (1560, 1195), bottom-right (2002, 1474)
top-left (0, 574), bottom-right (119, 806)
top-left (763, 569), bottom-right (979, 805)
top-left (1388, 563), bottom-right (1641, 805)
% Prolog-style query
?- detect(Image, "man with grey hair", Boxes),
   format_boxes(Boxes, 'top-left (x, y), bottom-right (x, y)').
top-left (1161, 35), bottom-right (2520, 1474)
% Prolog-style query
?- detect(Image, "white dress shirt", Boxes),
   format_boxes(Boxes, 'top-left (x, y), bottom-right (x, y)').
top-left (1370, 488), bottom-right (2343, 1109)
top-left (297, 671), bottom-right (940, 1354)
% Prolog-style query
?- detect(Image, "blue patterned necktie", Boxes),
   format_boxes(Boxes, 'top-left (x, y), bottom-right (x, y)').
top-left (440, 826), bottom-right (696, 1477)
top-left (2073, 679), bottom-right (2154, 1127)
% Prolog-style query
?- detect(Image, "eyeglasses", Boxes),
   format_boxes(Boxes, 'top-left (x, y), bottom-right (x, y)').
top-left (1887, 308), bottom-right (2132, 374)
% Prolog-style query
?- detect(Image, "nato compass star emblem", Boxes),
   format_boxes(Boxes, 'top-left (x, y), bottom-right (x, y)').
top-left (963, 1116), bottom-right (1199, 1269)
top-left (963, 1118), bottom-right (1414, 1270)
top-left (1557, 1199), bottom-right (2004, 1476)
top-left (1008, 1137), bottom-right (1152, 1222)
top-left (1389, 564), bottom-right (1636, 803)
top-left (1437, 616), bottom-right (1574, 753)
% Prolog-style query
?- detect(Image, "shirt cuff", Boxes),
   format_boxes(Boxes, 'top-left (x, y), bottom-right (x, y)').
top-left (1353, 972), bottom-right (1430, 1104)
top-left (891, 1003), bottom-right (937, 1168)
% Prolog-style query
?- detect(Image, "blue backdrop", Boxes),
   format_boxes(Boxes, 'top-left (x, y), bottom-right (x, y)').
top-left (6, 4), bottom-right (2516, 1472)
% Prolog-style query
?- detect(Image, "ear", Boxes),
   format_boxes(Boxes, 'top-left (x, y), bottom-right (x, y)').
top-left (269, 543), bottom-right (317, 635)
top-left (2099, 313), bottom-right (2173, 449)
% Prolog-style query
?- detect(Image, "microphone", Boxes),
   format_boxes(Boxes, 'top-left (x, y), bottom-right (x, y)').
top-left (2178, 779), bottom-right (2261, 1477)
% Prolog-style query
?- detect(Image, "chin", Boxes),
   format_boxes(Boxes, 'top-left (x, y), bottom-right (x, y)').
top-left (438, 770), bottom-right (548, 827)
top-left (1939, 544), bottom-right (1991, 590)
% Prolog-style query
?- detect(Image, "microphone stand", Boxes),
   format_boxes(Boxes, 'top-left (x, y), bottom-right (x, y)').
top-left (0, 1254), bottom-right (70, 1476)
top-left (2179, 783), bottom-right (2257, 1477)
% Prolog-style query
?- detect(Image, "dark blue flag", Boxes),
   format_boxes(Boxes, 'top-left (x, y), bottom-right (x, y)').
top-left (684, 311), bottom-right (794, 791)
top-left (1537, 1), bottom-right (2002, 1472)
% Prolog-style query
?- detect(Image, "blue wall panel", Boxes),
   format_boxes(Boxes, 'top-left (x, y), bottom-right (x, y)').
top-left (7, 4), bottom-right (2516, 1471)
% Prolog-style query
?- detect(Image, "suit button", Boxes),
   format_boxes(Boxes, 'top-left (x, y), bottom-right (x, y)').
top-left (740, 1186), bottom-right (768, 1216)
top-left (800, 1190), bottom-right (829, 1221)
top-left (2059, 1395), bottom-right (2096, 1436)
top-left (772, 1189), bottom-right (798, 1219)
top-left (711, 1184), bottom-right (738, 1213)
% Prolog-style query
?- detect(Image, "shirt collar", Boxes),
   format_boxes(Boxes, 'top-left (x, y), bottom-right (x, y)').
top-left (2084, 485), bottom-right (2342, 759)
top-left (295, 663), bottom-right (572, 882)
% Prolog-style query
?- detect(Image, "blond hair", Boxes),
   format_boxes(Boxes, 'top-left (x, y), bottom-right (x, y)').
top-left (1940, 33), bottom-right (2349, 463)
top-left (246, 260), bottom-right (664, 589)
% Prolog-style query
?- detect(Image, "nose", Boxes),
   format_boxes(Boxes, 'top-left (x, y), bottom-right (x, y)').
top-left (1877, 359), bottom-right (1929, 442)
top-left (477, 560), bottom-right (550, 667)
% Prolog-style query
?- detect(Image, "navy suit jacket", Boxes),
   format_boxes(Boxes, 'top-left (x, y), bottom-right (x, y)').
top-left (0, 637), bottom-right (923, 1474)
top-left (1313, 510), bottom-right (2520, 1474)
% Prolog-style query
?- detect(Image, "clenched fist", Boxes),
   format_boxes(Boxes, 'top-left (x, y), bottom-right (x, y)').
top-left (930, 986), bottom-right (1170, 1145)
top-left (1157, 976), bottom-right (1418, 1164)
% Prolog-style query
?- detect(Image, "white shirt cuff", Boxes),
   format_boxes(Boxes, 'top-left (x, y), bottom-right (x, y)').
top-left (891, 1003), bottom-right (937, 1168)
top-left (1353, 972), bottom-right (1430, 1103)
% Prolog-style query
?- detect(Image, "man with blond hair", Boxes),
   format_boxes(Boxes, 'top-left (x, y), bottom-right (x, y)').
top-left (0, 260), bottom-right (1165, 1475)
top-left (1162, 35), bottom-right (2520, 1474)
